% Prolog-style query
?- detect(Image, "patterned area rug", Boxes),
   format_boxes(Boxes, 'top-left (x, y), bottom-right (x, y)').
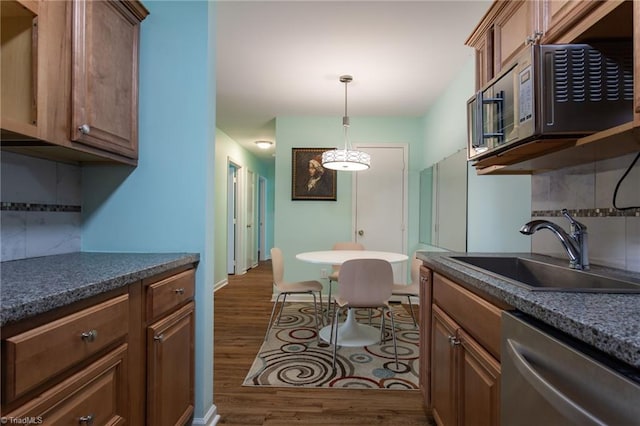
top-left (243, 303), bottom-right (420, 389)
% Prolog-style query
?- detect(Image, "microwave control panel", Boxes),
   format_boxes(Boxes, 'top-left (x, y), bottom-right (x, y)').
top-left (519, 66), bottom-right (533, 124)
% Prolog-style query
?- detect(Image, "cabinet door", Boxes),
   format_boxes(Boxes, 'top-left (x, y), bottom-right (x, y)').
top-left (71, 0), bottom-right (142, 159)
top-left (419, 266), bottom-right (433, 409)
top-left (493, 1), bottom-right (534, 72)
top-left (431, 305), bottom-right (459, 426)
top-left (1, 0), bottom-right (39, 139)
top-left (459, 329), bottom-right (501, 426)
top-left (147, 302), bottom-right (195, 426)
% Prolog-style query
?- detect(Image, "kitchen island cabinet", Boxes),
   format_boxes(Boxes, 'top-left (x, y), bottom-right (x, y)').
top-left (1, 0), bottom-right (148, 165)
top-left (0, 252), bottom-right (198, 426)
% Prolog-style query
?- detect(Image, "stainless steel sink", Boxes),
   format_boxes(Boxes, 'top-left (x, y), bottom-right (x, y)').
top-left (449, 256), bottom-right (640, 293)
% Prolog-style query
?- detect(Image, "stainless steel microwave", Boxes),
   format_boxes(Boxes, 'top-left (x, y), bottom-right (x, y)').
top-left (467, 43), bottom-right (633, 161)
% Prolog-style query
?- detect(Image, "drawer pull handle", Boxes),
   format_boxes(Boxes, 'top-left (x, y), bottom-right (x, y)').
top-left (154, 334), bottom-right (164, 342)
top-left (174, 288), bottom-right (185, 295)
top-left (79, 414), bottom-right (94, 425)
top-left (81, 330), bottom-right (98, 342)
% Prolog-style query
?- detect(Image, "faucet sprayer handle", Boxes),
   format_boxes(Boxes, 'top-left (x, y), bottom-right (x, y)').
top-left (561, 209), bottom-right (587, 232)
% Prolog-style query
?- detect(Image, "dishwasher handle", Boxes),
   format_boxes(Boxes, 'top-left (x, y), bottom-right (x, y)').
top-left (506, 338), bottom-right (607, 426)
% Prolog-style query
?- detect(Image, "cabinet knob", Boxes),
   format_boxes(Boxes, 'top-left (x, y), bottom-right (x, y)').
top-left (81, 330), bottom-right (98, 342)
top-left (174, 288), bottom-right (185, 295)
top-left (154, 334), bottom-right (164, 342)
top-left (448, 335), bottom-right (461, 346)
top-left (79, 124), bottom-right (91, 135)
top-left (79, 414), bottom-right (94, 425)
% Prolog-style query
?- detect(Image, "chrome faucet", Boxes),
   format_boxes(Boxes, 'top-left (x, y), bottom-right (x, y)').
top-left (520, 209), bottom-right (589, 270)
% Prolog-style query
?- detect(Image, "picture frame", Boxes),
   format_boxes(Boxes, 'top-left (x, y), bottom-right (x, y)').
top-left (291, 148), bottom-right (337, 201)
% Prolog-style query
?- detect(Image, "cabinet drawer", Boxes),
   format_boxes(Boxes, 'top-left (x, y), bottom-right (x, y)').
top-left (3, 294), bottom-right (129, 401)
top-left (433, 273), bottom-right (503, 360)
top-left (146, 269), bottom-right (195, 322)
top-left (5, 344), bottom-right (128, 425)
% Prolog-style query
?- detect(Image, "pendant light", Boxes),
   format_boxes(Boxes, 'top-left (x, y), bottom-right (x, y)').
top-left (321, 75), bottom-right (371, 171)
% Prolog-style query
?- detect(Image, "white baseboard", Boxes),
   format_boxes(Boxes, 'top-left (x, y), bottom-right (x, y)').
top-left (191, 404), bottom-right (220, 426)
top-left (213, 278), bottom-right (228, 292)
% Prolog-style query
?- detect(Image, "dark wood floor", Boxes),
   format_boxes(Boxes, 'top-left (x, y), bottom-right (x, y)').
top-left (213, 260), bottom-right (433, 425)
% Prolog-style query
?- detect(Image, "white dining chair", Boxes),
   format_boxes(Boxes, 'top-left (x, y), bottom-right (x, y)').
top-left (327, 242), bottom-right (364, 319)
top-left (392, 256), bottom-right (421, 328)
top-left (330, 258), bottom-right (398, 370)
top-left (264, 248), bottom-right (323, 343)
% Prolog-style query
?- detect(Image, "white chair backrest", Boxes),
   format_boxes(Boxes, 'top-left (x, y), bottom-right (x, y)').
top-left (338, 258), bottom-right (393, 307)
top-left (331, 242), bottom-right (364, 271)
top-left (410, 258), bottom-right (422, 286)
top-left (332, 241), bottom-right (365, 251)
top-left (271, 247), bottom-right (284, 287)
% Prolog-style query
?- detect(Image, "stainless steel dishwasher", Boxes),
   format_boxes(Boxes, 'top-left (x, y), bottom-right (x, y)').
top-left (501, 311), bottom-right (640, 426)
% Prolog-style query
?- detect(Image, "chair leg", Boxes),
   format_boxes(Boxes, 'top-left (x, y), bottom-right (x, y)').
top-left (329, 299), bottom-right (338, 345)
top-left (332, 305), bottom-right (341, 370)
top-left (379, 308), bottom-right (386, 343)
top-left (264, 293), bottom-right (284, 341)
top-left (388, 307), bottom-right (399, 369)
top-left (407, 295), bottom-right (417, 328)
top-left (327, 279), bottom-right (332, 317)
top-left (276, 293), bottom-right (288, 325)
top-left (311, 291), bottom-right (321, 344)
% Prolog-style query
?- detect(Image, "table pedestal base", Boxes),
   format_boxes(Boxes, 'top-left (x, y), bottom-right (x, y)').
top-left (319, 308), bottom-right (380, 347)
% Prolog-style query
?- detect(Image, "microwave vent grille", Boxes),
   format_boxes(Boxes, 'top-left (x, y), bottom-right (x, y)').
top-left (553, 45), bottom-right (633, 104)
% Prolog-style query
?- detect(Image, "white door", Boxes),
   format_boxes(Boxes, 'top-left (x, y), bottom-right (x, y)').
top-left (353, 144), bottom-right (408, 283)
top-left (227, 164), bottom-right (238, 274)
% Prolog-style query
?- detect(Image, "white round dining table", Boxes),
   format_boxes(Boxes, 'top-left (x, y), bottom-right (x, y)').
top-left (296, 250), bottom-right (409, 347)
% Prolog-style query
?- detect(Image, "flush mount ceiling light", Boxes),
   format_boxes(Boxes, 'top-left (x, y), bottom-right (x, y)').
top-left (255, 140), bottom-right (273, 149)
top-left (321, 75), bottom-right (370, 171)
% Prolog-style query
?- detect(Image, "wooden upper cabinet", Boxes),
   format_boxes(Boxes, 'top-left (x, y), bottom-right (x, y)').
top-left (466, 0), bottom-right (639, 174)
top-left (0, 0), bottom-right (40, 139)
top-left (71, 0), bottom-right (146, 160)
top-left (1, 0), bottom-right (148, 165)
top-left (493, 0), bottom-right (535, 73)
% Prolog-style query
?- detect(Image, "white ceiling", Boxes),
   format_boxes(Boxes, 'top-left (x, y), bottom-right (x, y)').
top-left (216, 0), bottom-right (492, 159)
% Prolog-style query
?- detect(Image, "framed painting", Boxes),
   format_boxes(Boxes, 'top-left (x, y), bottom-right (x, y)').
top-left (291, 148), bottom-right (337, 201)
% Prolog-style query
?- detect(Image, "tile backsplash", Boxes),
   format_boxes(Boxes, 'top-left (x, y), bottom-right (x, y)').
top-left (530, 152), bottom-right (640, 272)
top-left (1, 152), bottom-right (81, 261)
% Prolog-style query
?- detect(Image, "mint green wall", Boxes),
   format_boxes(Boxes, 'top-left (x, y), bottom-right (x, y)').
top-left (421, 57), bottom-right (531, 253)
top-left (422, 57), bottom-right (475, 166)
top-left (274, 116), bottom-right (423, 284)
top-left (81, 1), bottom-right (216, 421)
top-left (214, 128), bottom-right (275, 286)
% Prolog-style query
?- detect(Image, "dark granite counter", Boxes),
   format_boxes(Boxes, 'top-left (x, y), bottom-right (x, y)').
top-left (0, 252), bottom-right (200, 326)
top-left (417, 251), bottom-right (640, 368)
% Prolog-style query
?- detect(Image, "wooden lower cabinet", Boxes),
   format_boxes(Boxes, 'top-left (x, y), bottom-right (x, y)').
top-left (4, 344), bottom-right (128, 425)
top-left (418, 265), bottom-right (433, 409)
top-left (147, 302), bottom-right (195, 426)
top-left (428, 272), bottom-right (506, 426)
top-left (1, 265), bottom-right (197, 426)
top-left (431, 305), bottom-right (457, 426)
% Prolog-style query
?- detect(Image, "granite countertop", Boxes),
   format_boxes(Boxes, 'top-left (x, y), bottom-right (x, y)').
top-left (0, 252), bottom-right (200, 326)
top-left (417, 251), bottom-right (640, 368)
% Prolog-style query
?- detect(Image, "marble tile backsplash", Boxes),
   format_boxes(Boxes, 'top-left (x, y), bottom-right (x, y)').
top-left (531, 152), bottom-right (640, 272)
top-left (1, 152), bottom-right (81, 261)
